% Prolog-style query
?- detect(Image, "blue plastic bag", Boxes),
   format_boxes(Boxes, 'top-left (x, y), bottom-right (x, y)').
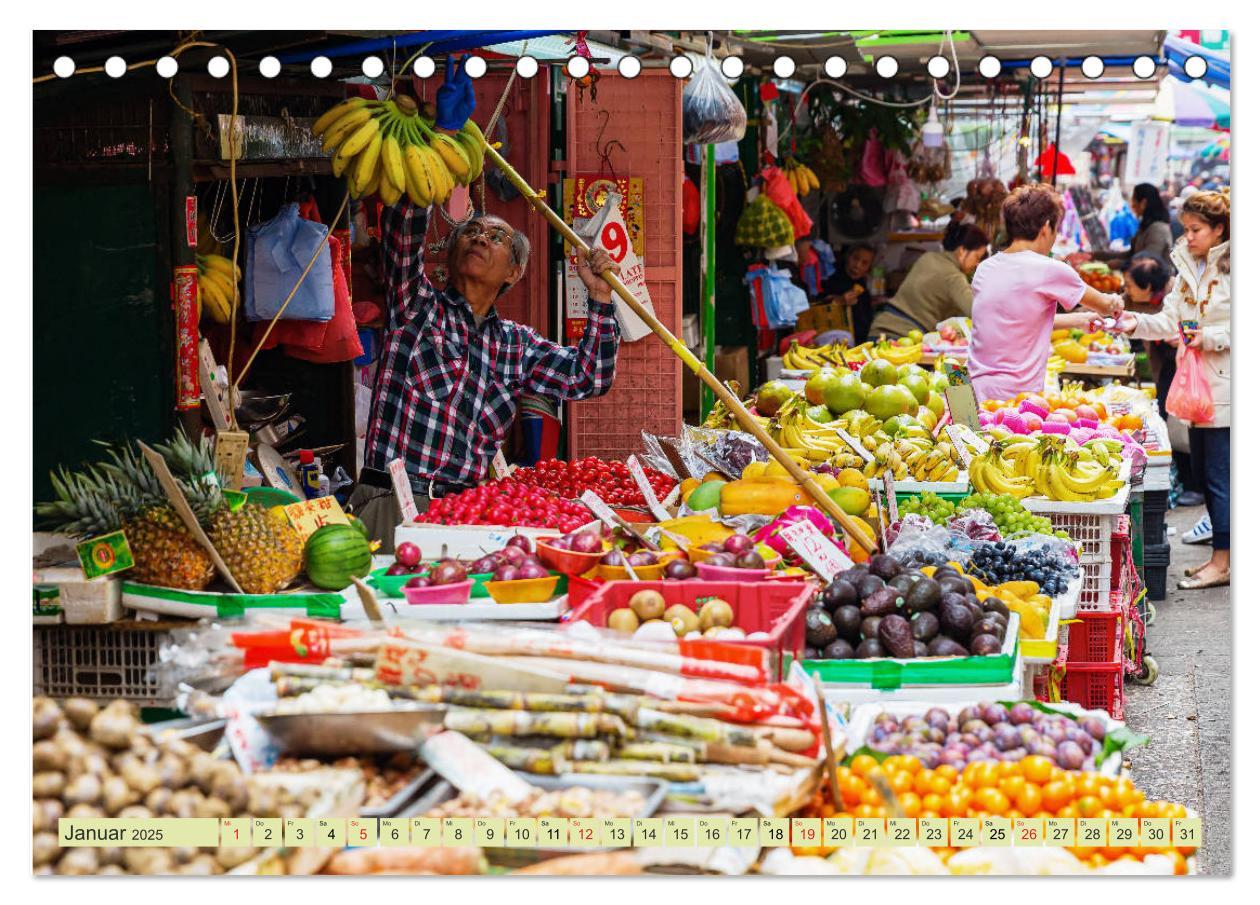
top-left (245, 203), bottom-right (335, 322)
top-left (745, 265), bottom-right (809, 330)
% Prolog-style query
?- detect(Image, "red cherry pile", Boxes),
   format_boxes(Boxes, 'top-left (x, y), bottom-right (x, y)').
top-left (508, 457), bottom-right (676, 507)
top-left (417, 480), bottom-right (594, 531)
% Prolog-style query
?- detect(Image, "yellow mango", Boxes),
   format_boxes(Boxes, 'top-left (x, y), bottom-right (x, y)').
top-left (997, 580), bottom-right (1040, 599)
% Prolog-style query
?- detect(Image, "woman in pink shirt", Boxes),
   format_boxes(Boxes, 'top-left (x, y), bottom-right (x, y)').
top-left (967, 184), bottom-right (1125, 402)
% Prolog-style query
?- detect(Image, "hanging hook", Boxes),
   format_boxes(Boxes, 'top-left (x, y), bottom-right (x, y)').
top-left (593, 110), bottom-right (625, 179)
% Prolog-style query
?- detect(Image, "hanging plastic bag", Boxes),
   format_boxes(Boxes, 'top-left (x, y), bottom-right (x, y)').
top-left (735, 196), bottom-right (794, 248)
top-left (682, 52), bottom-right (747, 144)
top-left (245, 202), bottom-right (335, 322)
top-left (859, 129), bottom-right (890, 187)
top-left (1165, 344), bottom-right (1216, 424)
top-left (760, 166), bottom-right (814, 239)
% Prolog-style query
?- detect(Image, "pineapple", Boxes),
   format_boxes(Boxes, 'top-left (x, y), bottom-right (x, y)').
top-left (157, 430), bottom-right (303, 595)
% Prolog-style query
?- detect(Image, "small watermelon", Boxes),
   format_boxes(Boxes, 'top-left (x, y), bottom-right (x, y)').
top-left (305, 524), bottom-right (373, 590)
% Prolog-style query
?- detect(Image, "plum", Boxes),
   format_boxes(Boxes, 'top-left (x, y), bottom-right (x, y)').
top-left (993, 724), bottom-right (1021, 752)
top-left (1008, 702), bottom-right (1035, 725)
top-left (980, 703), bottom-right (1007, 726)
top-left (924, 708), bottom-right (951, 731)
top-left (1001, 747), bottom-right (1028, 762)
top-left (1079, 717), bottom-right (1108, 741)
top-left (1056, 740), bottom-right (1087, 770)
top-left (966, 748), bottom-right (990, 763)
top-left (927, 728), bottom-right (946, 745)
top-left (956, 705), bottom-right (980, 725)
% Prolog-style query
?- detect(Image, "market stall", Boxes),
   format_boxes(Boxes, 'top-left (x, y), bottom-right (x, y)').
top-left (30, 27), bottom-right (1207, 879)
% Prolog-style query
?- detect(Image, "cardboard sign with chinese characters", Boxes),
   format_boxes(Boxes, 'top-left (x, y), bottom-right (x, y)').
top-left (283, 497), bottom-right (351, 542)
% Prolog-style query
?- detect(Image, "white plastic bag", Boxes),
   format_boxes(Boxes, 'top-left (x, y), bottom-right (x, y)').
top-left (683, 53), bottom-right (747, 144)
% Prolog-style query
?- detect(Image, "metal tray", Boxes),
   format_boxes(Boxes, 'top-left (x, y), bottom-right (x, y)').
top-left (141, 717), bottom-right (228, 752)
top-left (256, 705), bottom-right (448, 756)
top-left (360, 767), bottom-right (436, 818)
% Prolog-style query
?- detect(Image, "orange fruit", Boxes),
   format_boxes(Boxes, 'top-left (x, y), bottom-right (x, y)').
top-left (965, 762), bottom-right (1000, 789)
top-left (1097, 784), bottom-right (1118, 810)
top-left (1020, 755), bottom-right (1055, 784)
top-left (888, 771), bottom-right (914, 795)
top-left (920, 810), bottom-right (940, 820)
top-left (929, 773), bottom-right (953, 796)
top-left (1076, 773), bottom-right (1103, 797)
top-left (898, 792), bottom-right (923, 818)
top-left (998, 776), bottom-right (1027, 800)
top-left (1077, 795), bottom-right (1102, 818)
top-left (998, 761), bottom-right (1023, 779)
top-left (975, 788), bottom-right (1011, 814)
top-left (1169, 851), bottom-right (1189, 875)
top-left (942, 789), bottom-right (972, 818)
top-left (922, 793), bottom-right (944, 814)
top-left (1016, 784), bottom-right (1043, 817)
top-left (852, 803), bottom-right (877, 818)
top-left (1057, 803), bottom-right (1080, 819)
top-left (935, 764), bottom-right (959, 784)
top-left (1041, 781), bottom-right (1073, 813)
top-left (914, 771), bottom-right (936, 797)
top-left (861, 786), bottom-right (883, 807)
top-left (841, 776), bottom-right (865, 807)
top-left (850, 754), bottom-right (878, 777)
top-left (1088, 853), bottom-right (1109, 869)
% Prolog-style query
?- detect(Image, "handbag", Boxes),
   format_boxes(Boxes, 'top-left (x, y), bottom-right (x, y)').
top-left (1165, 344), bottom-right (1216, 425)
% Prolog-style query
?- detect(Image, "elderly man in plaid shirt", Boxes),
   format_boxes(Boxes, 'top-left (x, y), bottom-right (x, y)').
top-left (350, 62), bottom-right (622, 544)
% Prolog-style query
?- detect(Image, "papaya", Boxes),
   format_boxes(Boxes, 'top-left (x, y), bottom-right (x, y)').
top-left (718, 477), bottom-right (808, 516)
top-left (657, 514), bottom-right (733, 548)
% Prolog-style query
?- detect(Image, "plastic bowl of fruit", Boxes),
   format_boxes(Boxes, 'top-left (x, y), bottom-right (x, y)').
top-left (537, 535), bottom-right (607, 575)
top-left (689, 543), bottom-right (781, 569)
top-left (484, 574), bottom-right (562, 604)
top-left (401, 579), bottom-right (473, 606)
top-left (594, 559), bottom-right (668, 581)
top-left (695, 561), bottom-right (771, 582)
top-left (367, 566), bottom-right (425, 598)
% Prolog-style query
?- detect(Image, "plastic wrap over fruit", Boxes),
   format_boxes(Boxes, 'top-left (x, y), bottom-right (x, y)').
top-left (947, 509), bottom-right (1002, 542)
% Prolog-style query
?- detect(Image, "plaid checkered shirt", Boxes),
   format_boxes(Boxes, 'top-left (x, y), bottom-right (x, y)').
top-left (365, 201), bottom-right (621, 489)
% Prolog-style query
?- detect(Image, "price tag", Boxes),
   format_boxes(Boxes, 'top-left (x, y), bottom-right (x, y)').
top-left (442, 818), bottom-right (475, 847)
top-left (506, 818), bottom-right (537, 848)
top-left (658, 527), bottom-right (692, 551)
top-left (778, 519), bottom-right (854, 581)
top-left (569, 818), bottom-right (602, 848)
top-left (759, 817), bottom-right (790, 847)
top-left (887, 817), bottom-right (917, 847)
top-left (856, 817), bottom-right (886, 847)
top-left (730, 818), bottom-right (760, 847)
top-left (76, 531), bottom-right (135, 580)
top-left (791, 817), bottom-right (822, 848)
top-left (282, 496), bottom-right (351, 542)
top-left (1046, 818), bottom-right (1076, 847)
top-left (633, 818), bottom-right (663, 847)
top-left (252, 818), bottom-right (281, 848)
top-left (665, 816), bottom-right (695, 847)
top-left (918, 817), bottom-right (948, 847)
top-left (1077, 818), bottom-right (1107, 848)
top-left (379, 818), bottom-right (409, 846)
top-left (1014, 817), bottom-right (1044, 847)
top-left (944, 382), bottom-right (982, 431)
top-left (628, 455), bottom-right (670, 521)
top-left (316, 817), bottom-right (346, 847)
top-left (348, 817), bottom-right (377, 847)
top-left (284, 817), bottom-right (313, 847)
top-left (1108, 817), bottom-right (1139, 848)
top-left (1172, 817), bottom-right (1202, 849)
top-left (388, 458), bottom-right (420, 524)
top-left (1139, 817), bottom-right (1171, 848)
top-left (824, 817), bottom-right (855, 847)
top-left (835, 428), bottom-right (874, 463)
top-left (601, 818), bottom-right (633, 848)
top-left (882, 470), bottom-right (899, 521)
top-left (538, 817), bottom-right (568, 847)
top-left (410, 818), bottom-right (441, 846)
top-left (220, 817), bottom-right (249, 846)
top-left (580, 490), bottom-right (620, 527)
top-left (957, 424), bottom-right (990, 454)
top-left (489, 449), bottom-right (512, 481)
top-left (981, 815), bottom-right (1012, 847)
top-left (697, 816), bottom-right (727, 847)
top-left (476, 817), bottom-right (505, 848)
top-left (951, 817), bottom-right (981, 847)
top-left (944, 424), bottom-right (975, 468)
top-left (661, 483), bottom-right (682, 510)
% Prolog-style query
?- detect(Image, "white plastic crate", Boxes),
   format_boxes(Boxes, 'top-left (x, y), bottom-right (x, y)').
top-left (1076, 558), bottom-right (1115, 611)
top-left (1043, 511), bottom-right (1121, 563)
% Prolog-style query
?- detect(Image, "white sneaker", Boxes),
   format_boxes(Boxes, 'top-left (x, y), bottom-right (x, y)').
top-left (1181, 514), bottom-right (1212, 545)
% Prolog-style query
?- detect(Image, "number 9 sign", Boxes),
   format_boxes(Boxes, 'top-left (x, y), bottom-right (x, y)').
top-left (601, 221), bottom-right (629, 263)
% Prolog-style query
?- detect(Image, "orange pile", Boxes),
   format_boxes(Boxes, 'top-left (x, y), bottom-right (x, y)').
top-left (796, 753), bottom-right (1191, 872)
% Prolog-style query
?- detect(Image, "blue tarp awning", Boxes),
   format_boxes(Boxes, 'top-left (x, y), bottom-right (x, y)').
top-left (1162, 35), bottom-right (1229, 90)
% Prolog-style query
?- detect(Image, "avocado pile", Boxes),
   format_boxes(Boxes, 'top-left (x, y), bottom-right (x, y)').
top-left (802, 553), bottom-right (1012, 661)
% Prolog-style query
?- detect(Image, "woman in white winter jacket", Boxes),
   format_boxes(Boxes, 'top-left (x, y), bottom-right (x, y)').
top-left (1120, 191), bottom-right (1230, 589)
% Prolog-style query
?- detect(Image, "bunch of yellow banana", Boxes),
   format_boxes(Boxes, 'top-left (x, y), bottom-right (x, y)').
top-left (773, 397), bottom-right (849, 464)
top-left (196, 253), bottom-right (240, 324)
top-left (311, 96), bottom-right (487, 205)
top-left (783, 158), bottom-right (820, 196)
top-left (873, 338), bottom-right (923, 366)
top-left (782, 341), bottom-right (875, 371)
top-left (971, 436), bottom-right (1124, 502)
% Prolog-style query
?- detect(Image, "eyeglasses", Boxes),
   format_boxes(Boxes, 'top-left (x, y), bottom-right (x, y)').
top-left (460, 223), bottom-right (514, 247)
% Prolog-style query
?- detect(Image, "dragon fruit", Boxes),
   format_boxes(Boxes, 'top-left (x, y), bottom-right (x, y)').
top-left (753, 505), bottom-right (837, 567)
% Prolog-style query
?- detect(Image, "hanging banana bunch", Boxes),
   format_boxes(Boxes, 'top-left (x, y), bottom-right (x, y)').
top-left (783, 157), bottom-right (821, 197)
top-left (196, 253), bottom-right (240, 325)
top-left (311, 95), bottom-right (487, 204)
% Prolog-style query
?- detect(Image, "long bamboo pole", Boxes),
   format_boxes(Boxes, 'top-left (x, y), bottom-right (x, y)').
top-left (481, 143), bottom-right (876, 553)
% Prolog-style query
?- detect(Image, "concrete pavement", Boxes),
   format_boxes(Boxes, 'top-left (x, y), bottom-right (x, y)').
top-left (1123, 504), bottom-right (1231, 876)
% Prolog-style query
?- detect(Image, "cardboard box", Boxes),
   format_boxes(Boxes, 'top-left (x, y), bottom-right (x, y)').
top-left (714, 346), bottom-right (750, 394)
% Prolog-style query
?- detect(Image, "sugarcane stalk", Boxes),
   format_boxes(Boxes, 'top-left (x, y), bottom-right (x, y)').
top-left (480, 142), bottom-right (876, 554)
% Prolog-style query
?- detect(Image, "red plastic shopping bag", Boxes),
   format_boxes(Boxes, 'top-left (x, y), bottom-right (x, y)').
top-left (760, 166), bottom-right (813, 240)
top-left (1166, 344), bottom-right (1215, 424)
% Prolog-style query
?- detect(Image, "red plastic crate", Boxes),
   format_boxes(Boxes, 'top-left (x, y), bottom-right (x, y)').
top-left (1065, 607), bottom-right (1124, 665)
top-left (1061, 664), bottom-right (1125, 719)
top-left (565, 579), bottom-right (813, 680)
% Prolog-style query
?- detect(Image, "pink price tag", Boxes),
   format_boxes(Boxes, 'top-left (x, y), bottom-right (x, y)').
top-left (579, 490), bottom-right (619, 527)
top-left (389, 458), bottom-right (420, 523)
top-left (778, 520), bottom-right (853, 581)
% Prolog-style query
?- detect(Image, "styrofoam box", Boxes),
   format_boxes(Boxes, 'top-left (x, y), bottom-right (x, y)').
top-left (823, 654), bottom-right (1025, 707)
top-left (393, 523), bottom-right (558, 559)
top-left (60, 578), bottom-right (124, 624)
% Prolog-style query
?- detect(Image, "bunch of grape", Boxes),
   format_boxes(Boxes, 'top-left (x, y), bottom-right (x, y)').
top-left (967, 541), bottom-right (1075, 596)
top-left (959, 492), bottom-right (1070, 541)
top-left (899, 492), bottom-right (957, 526)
